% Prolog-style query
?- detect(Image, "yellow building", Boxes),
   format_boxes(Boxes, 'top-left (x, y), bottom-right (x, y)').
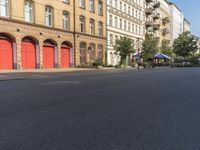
top-left (0, 0), bottom-right (106, 70)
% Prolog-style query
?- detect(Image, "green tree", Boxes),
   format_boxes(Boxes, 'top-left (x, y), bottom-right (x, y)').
top-left (173, 31), bottom-right (198, 58)
top-left (114, 36), bottom-right (135, 65)
top-left (142, 36), bottom-right (159, 61)
top-left (161, 39), bottom-right (173, 57)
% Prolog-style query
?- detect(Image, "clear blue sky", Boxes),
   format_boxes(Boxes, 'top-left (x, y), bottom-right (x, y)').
top-left (170, 0), bottom-right (200, 37)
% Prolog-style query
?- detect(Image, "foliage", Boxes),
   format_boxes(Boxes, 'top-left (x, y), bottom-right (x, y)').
top-left (142, 36), bottom-right (159, 61)
top-left (161, 39), bottom-right (173, 57)
top-left (113, 36), bottom-right (135, 65)
top-left (173, 31), bottom-right (198, 58)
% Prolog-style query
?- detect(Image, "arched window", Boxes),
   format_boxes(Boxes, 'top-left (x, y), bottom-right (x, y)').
top-left (79, 16), bottom-right (85, 33)
top-left (24, 0), bottom-right (33, 22)
top-left (63, 11), bottom-right (69, 30)
top-left (45, 6), bottom-right (53, 27)
top-left (0, 0), bottom-right (9, 17)
top-left (88, 43), bottom-right (95, 60)
top-left (80, 42), bottom-right (86, 64)
top-left (89, 19), bottom-right (95, 35)
top-left (98, 44), bottom-right (103, 60)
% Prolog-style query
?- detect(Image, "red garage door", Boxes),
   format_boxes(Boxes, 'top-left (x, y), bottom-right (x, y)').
top-left (43, 46), bottom-right (54, 69)
top-left (61, 47), bottom-right (70, 68)
top-left (0, 39), bottom-right (13, 70)
top-left (21, 41), bottom-right (36, 69)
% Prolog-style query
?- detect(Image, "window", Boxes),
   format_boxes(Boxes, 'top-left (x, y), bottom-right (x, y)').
top-left (128, 22), bottom-right (130, 31)
top-left (0, 0), bottom-right (8, 17)
top-left (80, 42), bottom-right (86, 64)
top-left (98, 45), bottom-right (103, 60)
top-left (115, 16), bottom-right (118, 27)
top-left (98, 0), bottom-right (103, 15)
top-left (124, 20), bottom-right (126, 30)
top-left (124, 4), bottom-right (126, 13)
top-left (98, 21), bottom-right (103, 37)
top-left (63, 0), bottom-right (69, 4)
top-left (120, 1), bottom-right (122, 11)
top-left (115, 0), bottom-right (118, 8)
top-left (79, 16), bottom-right (85, 33)
top-left (24, 0), bottom-right (33, 22)
top-left (110, 34), bottom-right (113, 45)
top-left (89, 0), bottom-right (94, 12)
top-left (120, 18), bottom-right (122, 29)
top-left (89, 19), bottom-right (95, 35)
top-left (109, 0), bottom-right (112, 6)
top-left (63, 11), bottom-right (69, 30)
top-left (79, 0), bottom-right (85, 8)
top-left (88, 43), bottom-right (96, 60)
top-left (45, 6), bottom-right (53, 26)
top-left (109, 15), bottom-right (113, 26)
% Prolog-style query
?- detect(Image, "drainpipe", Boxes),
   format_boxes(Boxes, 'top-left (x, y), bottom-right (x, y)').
top-left (73, 0), bottom-right (76, 67)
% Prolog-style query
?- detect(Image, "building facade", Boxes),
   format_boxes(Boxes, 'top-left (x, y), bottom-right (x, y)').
top-left (107, 0), bottom-right (145, 66)
top-left (0, 0), bottom-right (106, 70)
top-left (169, 3), bottom-right (184, 43)
top-left (158, 0), bottom-right (171, 48)
top-left (183, 18), bottom-right (190, 32)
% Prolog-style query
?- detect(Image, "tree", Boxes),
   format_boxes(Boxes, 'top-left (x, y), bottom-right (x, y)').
top-left (113, 36), bottom-right (135, 65)
top-left (173, 31), bottom-right (198, 58)
top-left (161, 39), bottom-right (173, 57)
top-left (142, 36), bottom-right (159, 61)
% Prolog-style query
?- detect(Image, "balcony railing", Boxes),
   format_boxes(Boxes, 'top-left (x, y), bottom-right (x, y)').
top-left (153, 24), bottom-right (160, 30)
top-left (146, 0), bottom-right (153, 3)
top-left (162, 17), bottom-right (170, 24)
top-left (146, 21), bottom-right (154, 27)
top-left (145, 8), bottom-right (154, 15)
top-left (162, 28), bottom-right (170, 35)
top-left (154, 2), bottom-right (160, 8)
top-left (153, 13), bottom-right (160, 19)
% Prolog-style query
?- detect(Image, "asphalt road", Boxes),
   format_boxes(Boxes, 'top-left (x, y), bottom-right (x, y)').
top-left (1, 68), bottom-right (200, 150)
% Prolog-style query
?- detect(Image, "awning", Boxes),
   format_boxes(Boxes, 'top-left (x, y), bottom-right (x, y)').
top-left (154, 53), bottom-right (171, 59)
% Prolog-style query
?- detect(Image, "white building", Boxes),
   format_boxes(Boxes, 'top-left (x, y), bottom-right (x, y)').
top-left (183, 18), bottom-right (191, 32)
top-left (107, 0), bottom-right (145, 66)
top-left (169, 3), bottom-right (184, 43)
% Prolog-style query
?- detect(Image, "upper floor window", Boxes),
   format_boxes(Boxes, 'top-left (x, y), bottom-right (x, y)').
top-left (45, 6), bottom-right (53, 27)
top-left (115, 0), bottom-right (118, 8)
top-left (24, 0), bottom-right (33, 22)
top-left (98, 21), bottom-right (103, 37)
top-left (109, 15), bottom-right (113, 26)
top-left (63, 0), bottom-right (69, 4)
top-left (79, 16), bottom-right (85, 33)
top-left (63, 11), bottom-right (69, 30)
top-left (89, 0), bottom-right (94, 12)
top-left (0, 0), bottom-right (8, 17)
top-left (98, 0), bottom-right (103, 16)
top-left (89, 19), bottom-right (95, 35)
top-left (79, 0), bottom-right (85, 8)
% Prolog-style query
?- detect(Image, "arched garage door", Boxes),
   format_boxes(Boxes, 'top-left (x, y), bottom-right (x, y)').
top-left (61, 43), bottom-right (71, 68)
top-left (0, 38), bottom-right (13, 70)
top-left (43, 40), bottom-right (55, 69)
top-left (21, 38), bottom-right (36, 69)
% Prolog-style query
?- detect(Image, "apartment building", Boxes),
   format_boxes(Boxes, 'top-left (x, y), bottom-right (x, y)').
top-left (0, 0), bottom-right (106, 70)
top-left (169, 2), bottom-right (184, 43)
top-left (107, 0), bottom-right (145, 65)
top-left (183, 18), bottom-right (190, 32)
top-left (145, 0), bottom-right (161, 38)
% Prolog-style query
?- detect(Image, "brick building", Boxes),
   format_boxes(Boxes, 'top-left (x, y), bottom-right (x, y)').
top-left (0, 0), bottom-right (106, 70)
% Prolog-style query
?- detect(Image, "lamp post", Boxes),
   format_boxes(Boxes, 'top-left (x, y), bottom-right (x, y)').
top-left (137, 38), bottom-right (140, 70)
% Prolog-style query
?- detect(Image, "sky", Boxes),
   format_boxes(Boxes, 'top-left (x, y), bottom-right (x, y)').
top-left (170, 0), bottom-right (200, 37)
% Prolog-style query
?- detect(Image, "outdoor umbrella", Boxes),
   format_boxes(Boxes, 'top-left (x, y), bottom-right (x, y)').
top-left (154, 53), bottom-right (171, 59)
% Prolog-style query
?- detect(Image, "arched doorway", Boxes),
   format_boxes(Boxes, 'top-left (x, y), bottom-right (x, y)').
top-left (0, 33), bottom-right (14, 70)
top-left (43, 39), bottom-right (57, 69)
top-left (61, 41), bottom-right (72, 68)
top-left (80, 42), bottom-right (87, 65)
top-left (21, 36), bottom-right (38, 69)
top-left (88, 43), bottom-right (96, 61)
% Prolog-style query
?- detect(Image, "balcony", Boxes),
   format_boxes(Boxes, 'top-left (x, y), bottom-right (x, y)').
top-left (146, 0), bottom-right (153, 3)
top-left (145, 8), bottom-right (154, 15)
top-left (154, 2), bottom-right (160, 8)
top-left (153, 13), bottom-right (160, 20)
top-left (162, 28), bottom-right (170, 35)
top-left (162, 17), bottom-right (170, 24)
top-left (153, 24), bottom-right (160, 30)
top-left (146, 21), bottom-right (154, 27)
